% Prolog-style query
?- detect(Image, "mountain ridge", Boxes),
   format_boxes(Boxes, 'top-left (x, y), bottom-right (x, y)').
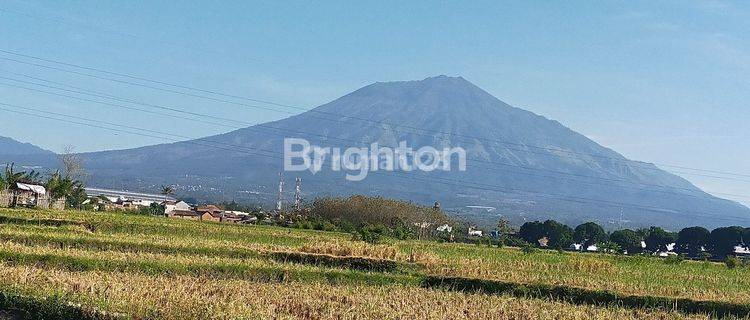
top-left (0, 136), bottom-right (54, 156)
top-left (2, 76), bottom-right (748, 229)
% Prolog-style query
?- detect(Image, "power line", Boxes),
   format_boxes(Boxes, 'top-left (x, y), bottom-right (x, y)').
top-left (1, 101), bottom-right (749, 224)
top-left (1, 48), bottom-right (749, 180)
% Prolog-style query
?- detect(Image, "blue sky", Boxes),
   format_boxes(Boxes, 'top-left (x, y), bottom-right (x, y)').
top-left (0, 0), bottom-right (748, 205)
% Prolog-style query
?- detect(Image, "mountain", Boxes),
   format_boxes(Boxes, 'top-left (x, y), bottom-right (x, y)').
top-left (15, 76), bottom-right (750, 229)
top-left (0, 136), bottom-right (54, 156)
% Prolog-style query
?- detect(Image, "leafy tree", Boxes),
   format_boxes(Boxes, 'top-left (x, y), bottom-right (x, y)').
top-left (354, 224), bottom-right (387, 244)
top-left (3, 163), bottom-right (26, 188)
top-left (675, 226), bottom-right (710, 257)
top-left (66, 184), bottom-right (88, 209)
top-left (709, 226), bottom-right (744, 258)
top-left (610, 229), bottom-right (642, 254)
top-left (139, 203), bottom-right (165, 216)
top-left (573, 222), bottom-right (608, 247)
top-left (542, 220), bottom-right (574, 249)
top-left (392, 218), bottom-right (415, 240)
top-left (46, 171), bottom-right (75, 200)
top-left (644, 227), bottom-right (676, 253)
top-left (518, 221), bottom-right (545, 244)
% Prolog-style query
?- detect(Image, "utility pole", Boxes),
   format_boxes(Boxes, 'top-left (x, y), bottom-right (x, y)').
top-left (294, 177), bottom-right (302, 212)
top-left (276, 172), bottom-right (284, 213)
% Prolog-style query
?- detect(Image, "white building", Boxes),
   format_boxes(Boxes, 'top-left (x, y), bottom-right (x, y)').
top-left (468, 228), bottom-right (483, 237)
top-left (224, 210), bottom-right (251, 216)
top-left (734, 245), bottom-right (750, 256)
top-left (436, 224), bottom-right (453, 233)
top-left (568, 243), bottom-right (598, 252)
top-left (163, 200), bottom-right (191, 214)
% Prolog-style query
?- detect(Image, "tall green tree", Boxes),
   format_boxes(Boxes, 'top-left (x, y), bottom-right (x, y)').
top-left (3, 163), bottom-right (26, 188)
top-left (66, 183), bottom-right (88, 209)
top-left (644, 227), bottom-right (676, 253)
top-left (675, 226), bottom-right (710, 257)
top-left (542, 220), bottom-right (574, 249)
top-left (518, 221), bottom-right (545, 244)
top-left (573, 222), bottom-right (608, 247)
top-left (46, 171), bottom-right (75, 200)
top-left (610, 229), bottom-right (642, 254)
top-left (709, 226), bottom-right (744, 258)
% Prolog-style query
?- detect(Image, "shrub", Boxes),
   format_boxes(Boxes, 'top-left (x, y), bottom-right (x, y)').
top-left (354, 224), bottom-right (386, 245)
top-left (664, 254), bottom-right (685, 265)
top-left (321, 221), bottom-right (336, 232)
top-left (496, 236), bottom-right (505, 249)
top-left (504, 236), bottom-right (529, 248)
top-left (521, 243), bottom-right (536, 254)
top-left (309, 195), bottom-right (449, 230)
top-left (725, 256), bottom-right (740, 269)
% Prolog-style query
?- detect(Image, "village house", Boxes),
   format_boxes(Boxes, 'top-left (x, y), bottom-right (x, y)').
top-left (167, 209), bottom-right (203, 220)
top-left (219, 211), bottom-right (244, 223)
top-left (196, 205), bottom-right (223, 222)
top-left (163, 200), bottom-right (191, 214)
top-left (162, 203), bottom-right (258, 224)
top-left (734, 245), bottom-right (750, 258)
top-left (165, 207), bottom-right (218, 222)
top-left (87, 187), bottom-right (173, 212)
top-left (436, 224), bottom-right (452, 233)
top-left (655, 243), bottom-right (678, 257)
top-left (568, 244), bottom-right (599, 252)
top-left (537, 237), bottom-right (549, 247)
top-left (100, 197), bottom-right (140, 211)
top-left (12, 182), bottom-right (49, 208)
top-left (467, 227), bottom-right (483, 237)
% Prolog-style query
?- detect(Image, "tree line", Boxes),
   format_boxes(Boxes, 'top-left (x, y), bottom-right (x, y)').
top-left (516, 219), bottom-right (749, 259)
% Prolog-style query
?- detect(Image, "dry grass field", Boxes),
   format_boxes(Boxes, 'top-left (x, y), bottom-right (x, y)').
top-left (0, 208), bottom-right (747, 319)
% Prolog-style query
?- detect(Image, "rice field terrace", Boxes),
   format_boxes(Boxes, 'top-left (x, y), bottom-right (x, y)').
top-left (0, 208), bottom-right (748, 319)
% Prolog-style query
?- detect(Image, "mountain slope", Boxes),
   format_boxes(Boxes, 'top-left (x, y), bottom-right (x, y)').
top-left (79, 76), bottom-right (750, 229)
top-left (0, 136), bottom-right (54, 156)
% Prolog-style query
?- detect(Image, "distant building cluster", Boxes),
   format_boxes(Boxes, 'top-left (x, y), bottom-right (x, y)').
top-left (85, 187), bottom-right (259, 224)
top-left (85, 187), bottom-right (171, 211)
top-left (163, 201), bottom-right (257, 224)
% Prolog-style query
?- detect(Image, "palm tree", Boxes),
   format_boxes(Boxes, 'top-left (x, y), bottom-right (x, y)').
top-left (3, 163), bottom-right (25, 189)
top-left (46, 171), bottom-right (75, 200)
top-left (160, 185), bottom-right (175, 202)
